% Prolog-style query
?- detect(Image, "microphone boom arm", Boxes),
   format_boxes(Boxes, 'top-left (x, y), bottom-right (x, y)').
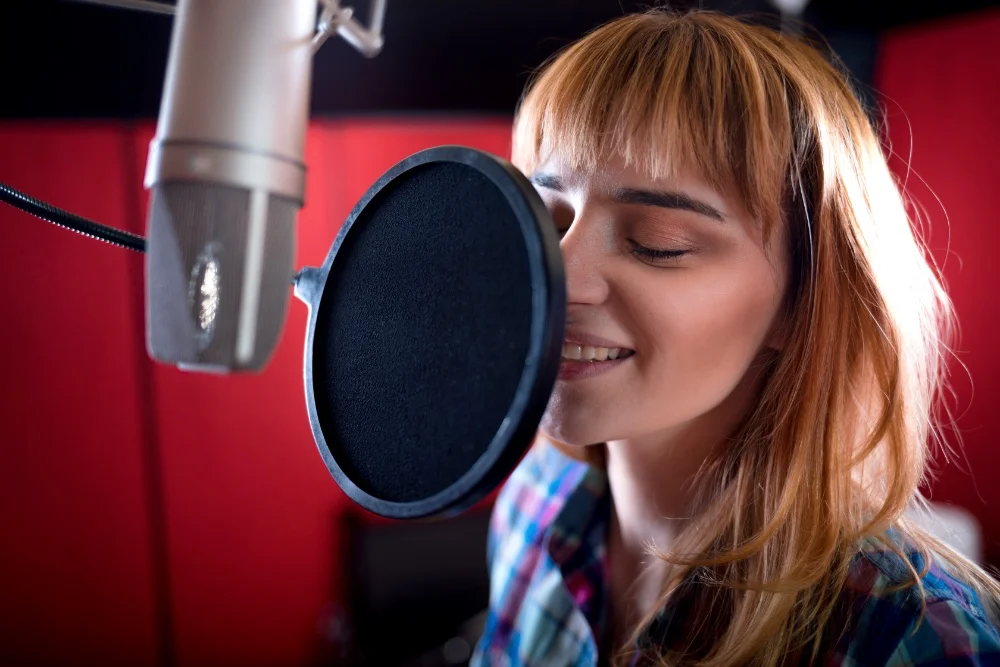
top-left (66, 0), bottom-right (388, 58)
top-left (313, 0), bottom-right (387, 57)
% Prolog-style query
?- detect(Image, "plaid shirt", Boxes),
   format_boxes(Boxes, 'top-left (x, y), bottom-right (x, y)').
top-left (472, 440), bottom-right (1000, 666)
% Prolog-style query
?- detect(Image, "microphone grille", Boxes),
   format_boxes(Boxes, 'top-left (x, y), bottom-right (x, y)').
top-left (146, 182), bottom-right (296, 371)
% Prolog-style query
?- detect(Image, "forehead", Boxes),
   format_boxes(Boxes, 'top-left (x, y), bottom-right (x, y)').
top-left (532, 150), bottom-right (744, 214)
top-left (537, 148), bottom-right (673, 181)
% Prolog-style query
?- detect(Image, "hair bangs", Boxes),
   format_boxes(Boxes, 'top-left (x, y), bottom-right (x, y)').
top-left (512, 11), bottom-right (794, 230)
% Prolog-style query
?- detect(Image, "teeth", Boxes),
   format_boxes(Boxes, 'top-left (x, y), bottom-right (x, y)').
top-left (562, 343), bottom-right (632, 362)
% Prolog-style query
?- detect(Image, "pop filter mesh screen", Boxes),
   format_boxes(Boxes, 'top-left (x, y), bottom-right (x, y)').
top-left (313, 162), bottom-right (534, 503)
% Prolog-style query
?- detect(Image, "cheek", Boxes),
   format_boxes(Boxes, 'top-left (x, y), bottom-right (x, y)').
top-left (539, 237), bottom-right (788, 447)
top-left (636, 257), bottom-right (784, 403)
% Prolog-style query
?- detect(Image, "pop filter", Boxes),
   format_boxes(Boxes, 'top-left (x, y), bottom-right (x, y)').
top-left (294, 146), bottom-right (565, 519)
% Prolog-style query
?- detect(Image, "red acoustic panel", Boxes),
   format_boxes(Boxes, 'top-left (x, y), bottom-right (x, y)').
top-left (0, 124), bottom-right (158, 665)
top-left (337, 117), bottom-right (514, 209)
top-left (875, 9), bottom-right (1000, 561)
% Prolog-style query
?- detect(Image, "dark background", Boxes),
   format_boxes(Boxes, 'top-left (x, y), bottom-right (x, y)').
top-left (1, 0), bottom-right (997, 119)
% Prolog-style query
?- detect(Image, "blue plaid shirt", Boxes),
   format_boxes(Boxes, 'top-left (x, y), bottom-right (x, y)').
top-left (472, 440), bottom-right (1000, 666)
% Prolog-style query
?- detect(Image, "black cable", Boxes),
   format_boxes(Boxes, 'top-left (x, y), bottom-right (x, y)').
top-left (1, 180), bottom-right (305, 285)
top-left (0, 180), bottom-right (147, 253)
top-left (117, 127), bottom-right (175, 667)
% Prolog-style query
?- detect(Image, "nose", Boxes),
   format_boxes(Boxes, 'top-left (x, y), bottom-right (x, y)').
top-left (559, 208), bottom-right (609, 306)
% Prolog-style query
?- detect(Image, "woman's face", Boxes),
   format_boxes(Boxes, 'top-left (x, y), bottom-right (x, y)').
top-left (533, 152), bottom-right (790, 448)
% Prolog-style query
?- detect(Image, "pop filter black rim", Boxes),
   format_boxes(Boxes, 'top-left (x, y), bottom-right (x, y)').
top-left (295, 146), bottom-right (565, 519)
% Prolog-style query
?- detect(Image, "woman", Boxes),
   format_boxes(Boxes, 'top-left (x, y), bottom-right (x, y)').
top-left (472, 9), bottom-right (1000, 667)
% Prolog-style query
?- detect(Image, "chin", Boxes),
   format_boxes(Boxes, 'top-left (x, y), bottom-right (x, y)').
top-left (539, 412), bottom-right (603, 449)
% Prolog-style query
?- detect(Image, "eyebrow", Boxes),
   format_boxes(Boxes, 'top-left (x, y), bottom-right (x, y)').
top-left (529, 172), bottom-right (726, 223)
top-left (529, 173), bottom-right (564, 191)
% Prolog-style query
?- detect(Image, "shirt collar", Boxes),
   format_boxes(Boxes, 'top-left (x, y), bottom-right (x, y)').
top-left (535, 440), bottom-right (611, 567)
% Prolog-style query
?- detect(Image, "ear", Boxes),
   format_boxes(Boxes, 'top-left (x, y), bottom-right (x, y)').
top-left (764, 310), bottom-right (790, 353)
top-left (764, 246), bottom-right (798, 354)
top-left (764, 216), bottom-right (797, 354)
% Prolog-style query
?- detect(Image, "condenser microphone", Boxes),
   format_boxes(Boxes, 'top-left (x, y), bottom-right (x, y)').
top-left (143, 0), bottom-right (316, 372)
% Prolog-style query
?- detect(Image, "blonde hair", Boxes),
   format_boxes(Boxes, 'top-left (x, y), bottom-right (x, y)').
top-left (513, 9), bottom-right (1000, 666)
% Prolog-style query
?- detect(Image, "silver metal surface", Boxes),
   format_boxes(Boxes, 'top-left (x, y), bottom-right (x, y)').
top-left (147, 0), bottom-right (316, 196)
top-left (144, 141), bottom-right (306, 204)
top-left (313, 0), bottom-right (387, 56)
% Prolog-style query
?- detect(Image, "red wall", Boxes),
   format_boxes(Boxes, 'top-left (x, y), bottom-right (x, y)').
top-left (0, 124), bottom-right (159, 666)
top-left (0, 118), bottom-right (511, 666)
top-left (1, 9), bottom-right (998, 666)
top-left (875, 8), bottom-right (1000, 560)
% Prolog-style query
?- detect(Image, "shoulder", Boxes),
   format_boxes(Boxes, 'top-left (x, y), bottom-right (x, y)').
top-left (834, 533), bottom-right (1000, 666)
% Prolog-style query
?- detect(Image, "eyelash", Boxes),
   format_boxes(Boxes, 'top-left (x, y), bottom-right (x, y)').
top-left (627, 239), bottom-right (690, 262)
top-left (554, 228), bottom-right (690, 263)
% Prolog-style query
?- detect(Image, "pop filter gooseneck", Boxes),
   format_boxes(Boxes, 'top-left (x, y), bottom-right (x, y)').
top-left (295, 146), bottom-right (565, 519)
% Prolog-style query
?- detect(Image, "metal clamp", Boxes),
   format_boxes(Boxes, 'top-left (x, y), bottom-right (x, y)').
top-left (66, 0), bottom-right (388, 58)
top-left (312, 0), bottom-right (387, 57)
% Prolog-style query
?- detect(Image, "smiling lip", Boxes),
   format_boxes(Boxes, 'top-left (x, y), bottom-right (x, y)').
top-left (563, 330), bottom-right (632, 350)
top-left (558, 331), bottom-right (635, 381)
top-left (558, 355), bottom-right (632, 381)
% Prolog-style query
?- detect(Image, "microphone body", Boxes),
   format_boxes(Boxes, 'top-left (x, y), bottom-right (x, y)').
top-left (144, 0), bottom-right (316, 372)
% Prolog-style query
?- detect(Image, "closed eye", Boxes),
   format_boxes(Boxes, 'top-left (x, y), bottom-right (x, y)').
top-left (628, 239), bottom-right (690, 262)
